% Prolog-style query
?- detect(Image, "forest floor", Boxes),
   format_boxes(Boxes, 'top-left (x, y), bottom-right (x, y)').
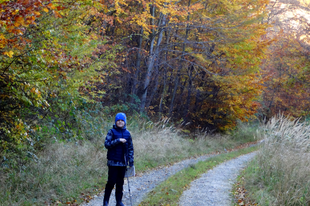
top-left (80, 145), bottom-right (257, 206)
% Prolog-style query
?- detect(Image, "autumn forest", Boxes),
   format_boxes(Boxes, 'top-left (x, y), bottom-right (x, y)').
top-left (1, 0), bottom-right (310, 162)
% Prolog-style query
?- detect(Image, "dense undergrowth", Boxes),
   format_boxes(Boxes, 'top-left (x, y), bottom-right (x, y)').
top-left (0, 103), bottom-right (262, 206)
top-left (233, 115), bottom-right (310, 206)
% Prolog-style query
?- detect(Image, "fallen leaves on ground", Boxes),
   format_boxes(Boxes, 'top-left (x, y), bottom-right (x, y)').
top-left (233, 181), bottom-right (258, 206)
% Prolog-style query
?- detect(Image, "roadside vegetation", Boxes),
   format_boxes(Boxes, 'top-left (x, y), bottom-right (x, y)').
top-left (233, 115), bottom-right (310, 206)
top-left (0, 109), bottom-right (261, 205)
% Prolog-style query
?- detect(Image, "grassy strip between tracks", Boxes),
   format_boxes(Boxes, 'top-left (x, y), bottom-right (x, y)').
top-left (139, 145), bottom-right (258, 206)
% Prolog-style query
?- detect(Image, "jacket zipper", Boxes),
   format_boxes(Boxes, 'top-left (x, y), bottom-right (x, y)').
top-left (122, 130), bottom-right (127, 165)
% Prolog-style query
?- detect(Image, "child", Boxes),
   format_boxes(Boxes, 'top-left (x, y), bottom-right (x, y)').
top-left (103, 113), bottom-right (134, 206)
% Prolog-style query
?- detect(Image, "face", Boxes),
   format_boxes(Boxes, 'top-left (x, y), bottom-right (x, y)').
top-left (116, 120), bottom-right (125, 128)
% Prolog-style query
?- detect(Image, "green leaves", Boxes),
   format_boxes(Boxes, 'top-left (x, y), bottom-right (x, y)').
top-left (0, 0), bottom-right (116, 162)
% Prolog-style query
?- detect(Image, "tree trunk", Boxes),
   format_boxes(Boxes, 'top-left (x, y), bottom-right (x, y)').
top-left (130, 26), bottom-right (144, 104)
top-left (184, 67), bottom-right (193, 122)
top-left (158, 28), bottom-right (171, 118)
top-left (140, 11), bottom-right (166, 113)
top-left (168, 2), bottom-right (191, 116)
top-left (145, 67), bottom-right (159, 109)
top-left (159, 67), bottom-right (167, 119)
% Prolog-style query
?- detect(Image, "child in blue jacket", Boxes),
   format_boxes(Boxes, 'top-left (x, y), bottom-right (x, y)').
top-left (103, 113), bottom-right (134, 206)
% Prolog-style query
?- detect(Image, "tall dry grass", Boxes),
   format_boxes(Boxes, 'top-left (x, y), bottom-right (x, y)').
top-left (245, 115), bottom-right (310, 205)
top-left (0, 118), bottom-right (258, 205)
top-left (0, 141), bottom-right (108, 205)
top-left (133, 121), bottom-right (240, 169)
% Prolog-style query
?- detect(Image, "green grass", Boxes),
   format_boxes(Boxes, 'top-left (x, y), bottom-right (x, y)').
top-left (139, 145), bottom-right (258, 206)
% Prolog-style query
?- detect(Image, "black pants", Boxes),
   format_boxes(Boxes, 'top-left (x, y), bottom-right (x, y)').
top-left (103, 166), bottom-right (126, 204)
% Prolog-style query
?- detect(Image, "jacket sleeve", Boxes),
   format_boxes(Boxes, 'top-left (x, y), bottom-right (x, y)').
top-left (104, 129), bottom-right (120, 149)
top-left (128, 133), bottom-right (134, 166)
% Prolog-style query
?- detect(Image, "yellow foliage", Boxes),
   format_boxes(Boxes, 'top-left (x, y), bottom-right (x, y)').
top-left (3, 51), bottom-right (14, 58)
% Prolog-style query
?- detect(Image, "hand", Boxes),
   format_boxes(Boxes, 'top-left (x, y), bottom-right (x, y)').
top-left (119, 138), bottom-right (127, 143)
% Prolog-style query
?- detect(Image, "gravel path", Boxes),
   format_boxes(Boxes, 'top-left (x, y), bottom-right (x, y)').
top-left (179, 152), bottom-right (257, 206)
top-left (81, 151), bottom-right (256, 206)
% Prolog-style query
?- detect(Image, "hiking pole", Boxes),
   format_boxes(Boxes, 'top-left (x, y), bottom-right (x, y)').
top-left (127, 176), bottom-right (133, 206)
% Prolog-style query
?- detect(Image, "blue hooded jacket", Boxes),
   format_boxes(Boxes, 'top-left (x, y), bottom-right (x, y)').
top-left (104, 113), bottom-right (134, 167)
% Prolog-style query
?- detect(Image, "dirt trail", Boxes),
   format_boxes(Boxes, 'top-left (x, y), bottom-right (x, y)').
top-left (179, 152), bottom-right (256, 206)
top-left (81, 150), bottom-right (256, 206)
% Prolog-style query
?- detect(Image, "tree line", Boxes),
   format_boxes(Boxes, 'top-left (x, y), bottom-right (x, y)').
top-left (1, 0), bottom-right (309, 163)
